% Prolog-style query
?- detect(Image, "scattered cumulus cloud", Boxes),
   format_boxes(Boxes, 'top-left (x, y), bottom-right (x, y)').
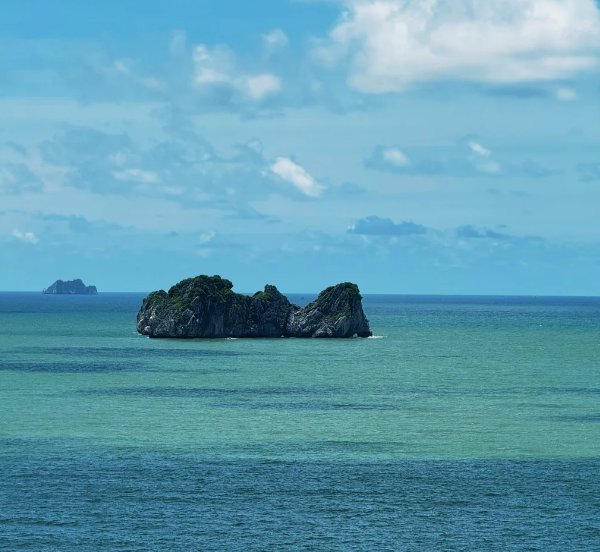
top-left (348, 216), bottom-right (427, 236)
top-left (270, 157), bottom-right (325, 197)
top-left (192, 44), bottom-right (282, 102)
top-left (468, 142), bottom-right (500, 174)
top-left (468, 142), bottom-right (491, 157)
top-left (193, 45), bottom-right (234, 86)
top-left (466, 140), bottom-right (500, 173)
top-left (36, 125), bottom-right (330, 219)
top-left (39, 127), bottom-right (175, 196)
top-left (382, 147), bottom-right (410, 167)
top-left (365, 142), bottom-right (554, 179)
top-left (344, 217), bottom-right (537, 249)
top-left (314, 0), bottom-right (600, 92)
top-left (245, 74), bottom-right (282, 101)
top-left (12, 229), bottom-right (38, 244)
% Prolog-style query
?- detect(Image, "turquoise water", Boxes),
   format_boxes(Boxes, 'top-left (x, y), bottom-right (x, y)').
top-left (1, 293), bottom-right (600, 549)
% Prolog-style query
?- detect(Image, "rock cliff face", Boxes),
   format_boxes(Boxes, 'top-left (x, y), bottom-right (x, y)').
top-left (286, 283), bottom-right (371, 338)
top-left (137, 275), bottom-right (372, 339)
top-left (43, 279), bottom-right (98, 295)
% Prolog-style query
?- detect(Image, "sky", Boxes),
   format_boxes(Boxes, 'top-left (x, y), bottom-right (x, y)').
top-left (1, 0), bottom-right (600, 294)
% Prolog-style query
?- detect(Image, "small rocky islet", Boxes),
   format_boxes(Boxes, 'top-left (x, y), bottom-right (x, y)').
top-left (137, 275), bottom-right (372, 338)
top-left (43, 279), bottom-right (98, 295)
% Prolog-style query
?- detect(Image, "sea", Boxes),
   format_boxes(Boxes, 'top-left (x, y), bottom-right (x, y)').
top-left (1, 292), bottom-right (599, 551)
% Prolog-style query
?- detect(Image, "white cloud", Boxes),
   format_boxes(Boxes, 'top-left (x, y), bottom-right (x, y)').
top-left (113, 169), bottom-right (160, 183)
top-left (557, 87), bottom-right (577, 101)
top-left (192, 45), bottom-right (233, 86)
top-left (192, 44), bottom-right (282, 101)
top-left (382, 147), bottom-right (409, 166)
top-left (245, 74), bottom-right (282, 101)
top-left (199, 231), bottom-right (216, 244)
top-left (12, 229), bottom-right (38, 244)
top-left (263, 29), bottom-right (289, 53)
top-left (314, 0), bottom-right (600, 92)
top-left (468, 141), bottom-right (500, 172)
top-left (271, 157), bottom-right (325, 198)
top-left (469, 142), bottom-right (492, 157)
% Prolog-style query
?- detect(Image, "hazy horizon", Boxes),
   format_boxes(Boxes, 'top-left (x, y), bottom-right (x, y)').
top-left (3, 287), bottom-right (600, 298)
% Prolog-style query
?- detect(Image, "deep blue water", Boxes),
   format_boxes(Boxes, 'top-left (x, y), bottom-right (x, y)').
top-left (1, 293), bottom-right (599, 550)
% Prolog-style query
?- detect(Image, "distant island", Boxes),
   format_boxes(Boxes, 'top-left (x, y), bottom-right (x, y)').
top-left (137, 275), bottom-right (372, 338)
top-left (43, 279), bottom-right (98, 295)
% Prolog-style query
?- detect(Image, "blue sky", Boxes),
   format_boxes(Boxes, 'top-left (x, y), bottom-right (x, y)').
top-left (1, 0), bottom-right (600, 294)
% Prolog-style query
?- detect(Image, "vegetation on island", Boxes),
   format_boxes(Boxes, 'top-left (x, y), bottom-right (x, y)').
top-left (144, 275), bottom-right (245, 313)
top-left (303, 282), bottom-right (361, 322)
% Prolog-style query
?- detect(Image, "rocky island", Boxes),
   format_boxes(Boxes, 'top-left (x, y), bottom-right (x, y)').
top-left (137, 275), bottom-right (372, 338)
top-left (43, 279), bottom-right (98, 295)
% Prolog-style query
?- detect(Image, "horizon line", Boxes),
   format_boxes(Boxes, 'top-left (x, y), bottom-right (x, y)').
top-left (1, 290), bottom-right (599, 299)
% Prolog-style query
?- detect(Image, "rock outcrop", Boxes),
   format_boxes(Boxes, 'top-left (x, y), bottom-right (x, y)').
top-left (137, 275), bottom-right (372, 338)
top-left (43, 279), bottom-right (98, 295)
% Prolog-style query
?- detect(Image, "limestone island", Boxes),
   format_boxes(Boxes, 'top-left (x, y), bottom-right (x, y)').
top-left (137, 275), bottom-right (372, 338)
top-left (43, 279), bottom-right (98, 295)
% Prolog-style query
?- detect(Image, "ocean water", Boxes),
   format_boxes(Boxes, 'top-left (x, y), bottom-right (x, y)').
top-left (1, 292), bottom-right (599, 550)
